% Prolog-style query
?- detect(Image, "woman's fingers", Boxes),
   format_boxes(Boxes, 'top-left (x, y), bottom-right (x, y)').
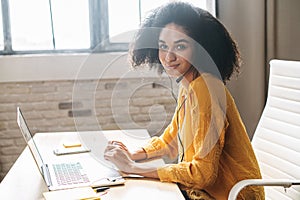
top-left (105, 141), bottom-right (124, 151)
top-left (104, 141), bottom-right (137, 174)
top-left (104, 147), bottom-right (134, 173)
top-left (104, 144), bottom-right (128, 161)
top-left (104, 151), bottom-right (114, 160)
top-left (109, 140), bottom-right (128, 151)
top-left (104, 146), bottom-right (120, 161)
top-left (104, 144), bottom-right (117, 152)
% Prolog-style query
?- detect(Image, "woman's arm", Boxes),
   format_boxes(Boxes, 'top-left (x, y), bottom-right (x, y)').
top-left (130, 147), bottom-right (148, 161)
top-left (105, 89), bottom-right (183, 177)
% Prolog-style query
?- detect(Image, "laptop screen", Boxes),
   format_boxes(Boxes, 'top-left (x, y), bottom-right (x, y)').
top-left (17, 107), bottom-right (45, 172)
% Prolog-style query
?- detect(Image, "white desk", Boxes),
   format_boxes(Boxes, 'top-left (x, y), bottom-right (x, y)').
top-left (0, 130), bottom-right (185, 200)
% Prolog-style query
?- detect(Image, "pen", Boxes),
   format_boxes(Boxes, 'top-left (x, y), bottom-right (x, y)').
top-left (93, 186), bottom-right (109, 193)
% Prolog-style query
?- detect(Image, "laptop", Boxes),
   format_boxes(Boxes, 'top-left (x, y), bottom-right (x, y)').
top-left (16, 107), bottom-right (125, 191)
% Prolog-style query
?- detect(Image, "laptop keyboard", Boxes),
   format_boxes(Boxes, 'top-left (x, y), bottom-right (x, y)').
top-left (52, 162), bottom-right (90, 186)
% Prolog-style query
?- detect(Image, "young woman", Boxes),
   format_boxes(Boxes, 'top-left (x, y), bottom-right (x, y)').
top-left (104, 2), bottom-right (264, 200)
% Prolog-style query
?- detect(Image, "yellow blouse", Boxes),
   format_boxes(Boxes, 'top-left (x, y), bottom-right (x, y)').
top-left (143, 74), bottom-right (265, 200)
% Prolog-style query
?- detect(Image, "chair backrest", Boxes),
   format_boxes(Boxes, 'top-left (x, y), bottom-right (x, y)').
top-left (251, 59), bottom-right (300, 199)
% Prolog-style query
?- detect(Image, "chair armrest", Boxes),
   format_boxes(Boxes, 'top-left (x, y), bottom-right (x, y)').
top-left (228, 179), bottom-right (300, 200)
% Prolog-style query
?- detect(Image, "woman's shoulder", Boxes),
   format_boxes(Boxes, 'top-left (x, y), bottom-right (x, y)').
top-left (188, 73), bottom-right (230, 109)
top-left (189, 73), bottom-right (225, 95)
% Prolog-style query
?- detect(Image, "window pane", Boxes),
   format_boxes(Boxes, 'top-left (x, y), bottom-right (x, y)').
top-left (51, 0), bottom-right (90, 49)
top-left (179, 0), bottom-right (207, 10)
top-left (108, 0), bottom-right (140, 43)
top-left (9, 0), bottom-right (53, 50)
top-left (108, 0), bottom-right (170, 43)
top-left (0, 5), bottom-right (4, 50)
top-left (109, 0), bottom-right (212, 44)
top-left (175, 0), bottom-right (215, 16)
top-left (140, 0), bottom-right (169, 19)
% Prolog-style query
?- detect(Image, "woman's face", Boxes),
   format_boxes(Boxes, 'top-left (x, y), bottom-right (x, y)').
top-left (158, 23), bottom-right (194, 78)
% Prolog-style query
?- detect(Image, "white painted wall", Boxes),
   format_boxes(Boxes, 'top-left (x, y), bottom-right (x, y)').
top-left (0, 53), bottom-right (134, 83)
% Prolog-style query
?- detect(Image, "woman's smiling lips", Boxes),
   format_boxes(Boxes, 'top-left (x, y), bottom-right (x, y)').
top-left (165, 64), bottom-right (180, 70)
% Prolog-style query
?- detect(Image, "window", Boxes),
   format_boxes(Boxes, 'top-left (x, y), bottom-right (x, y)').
top-left (0, 0), bottom-right (215, 55)
top-left (8, 0), bottom-right (90, 51)
top-left (108, 0), bottom-right (212, 43)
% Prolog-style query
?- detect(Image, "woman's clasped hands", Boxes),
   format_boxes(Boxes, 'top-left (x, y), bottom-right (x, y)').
top-left (104, 141), bottom-right (136, 174)
top-left (104, 141), bottom-right (158, 178)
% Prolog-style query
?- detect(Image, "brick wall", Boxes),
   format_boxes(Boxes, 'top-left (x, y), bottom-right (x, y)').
top-left (0, 77), bottom-right (178, 181)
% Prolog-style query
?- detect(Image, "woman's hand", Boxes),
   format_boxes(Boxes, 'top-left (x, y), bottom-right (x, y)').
top-left (104, 141), bottom-right (136, 174)
top-left (104, 141), bottom-right (159, 178)
top-left (106, 141), bottom-right (147, 161)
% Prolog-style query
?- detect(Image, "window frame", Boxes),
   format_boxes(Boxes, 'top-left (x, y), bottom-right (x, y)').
top-left (1, 0), bottom-right (12, 55)
top-left (0, 0), bottom-right (216, 55)
top-left (89, 0), bottom-right (129, 53)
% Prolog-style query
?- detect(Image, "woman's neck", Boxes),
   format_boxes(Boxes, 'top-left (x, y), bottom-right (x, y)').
top-left (181, 70), bottom-right (197, 89)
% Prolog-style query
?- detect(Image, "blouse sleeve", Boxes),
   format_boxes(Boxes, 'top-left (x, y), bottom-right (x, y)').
top-left (157, 113), bottom-right (228, 188)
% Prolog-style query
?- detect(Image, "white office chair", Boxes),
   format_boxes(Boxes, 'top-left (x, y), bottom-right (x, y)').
top-left (228, 60), bottom-right (300, 200)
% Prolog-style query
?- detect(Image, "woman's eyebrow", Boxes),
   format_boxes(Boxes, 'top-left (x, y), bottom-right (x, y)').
top-left (158, 39), bottom-right (190, 44)
top-left (174, 39), bottom-right (190, 44)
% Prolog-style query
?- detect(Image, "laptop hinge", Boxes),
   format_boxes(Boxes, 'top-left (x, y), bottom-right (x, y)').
top-left (41, 164), bottom-right (53, 187)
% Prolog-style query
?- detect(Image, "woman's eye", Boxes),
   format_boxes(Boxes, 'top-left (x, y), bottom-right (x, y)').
top-left (159, 44), bottom-right (168, 50)
top-left (176, 44), bottom-right (186, 50)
